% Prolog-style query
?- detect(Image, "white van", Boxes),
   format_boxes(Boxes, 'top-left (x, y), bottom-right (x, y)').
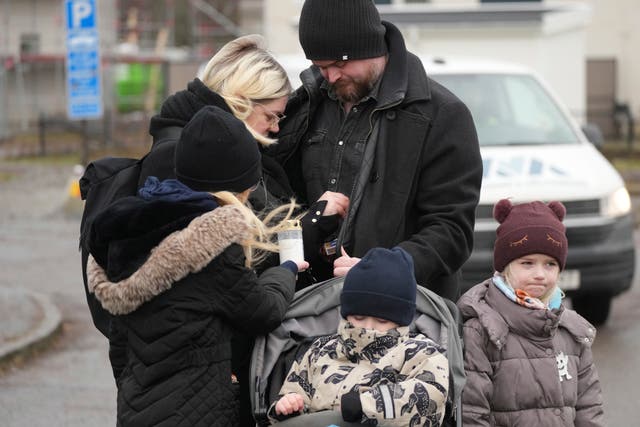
top-left (277, 54), bottom-right (635, 325)
top-left (425, 56), bottom-right (636, 325)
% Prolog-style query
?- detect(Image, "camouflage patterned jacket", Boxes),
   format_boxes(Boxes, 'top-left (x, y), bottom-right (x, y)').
top-left (269, 319), bottom-right (449, 426)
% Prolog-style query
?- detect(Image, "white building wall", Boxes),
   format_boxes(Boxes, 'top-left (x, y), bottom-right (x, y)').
top-left (263, 0), bottom-right (305, 55)
top-left (0, 0), bottom-right (118, 127)
top-left (4, 1), bottom-right (63, 55)
top-left (577, 0), bottom-right (640, 121)
top-left (2, 0), bottom-right (116, 55)
top-left (263, 0), bottom-right (589, 122)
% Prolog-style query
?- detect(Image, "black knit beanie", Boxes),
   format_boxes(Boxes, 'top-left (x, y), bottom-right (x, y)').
top-left (298, 0), bottom-right (387, 61)
top-left (174, 105), bottom-right (261, 193)
top-left (341, 247), bottom-right (417, 326)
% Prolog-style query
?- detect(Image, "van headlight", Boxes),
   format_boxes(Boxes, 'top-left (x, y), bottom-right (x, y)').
top-left (601, 186), bottom-right (632, 218)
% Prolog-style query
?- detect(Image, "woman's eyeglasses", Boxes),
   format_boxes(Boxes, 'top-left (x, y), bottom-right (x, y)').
top-left (249, 178), bottom-right (263, 193)
top-left (254, 103), bottom-right (286, 126)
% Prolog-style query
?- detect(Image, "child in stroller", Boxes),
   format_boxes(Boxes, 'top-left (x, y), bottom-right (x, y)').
top-left (250, 247), bottom-right (465, 427)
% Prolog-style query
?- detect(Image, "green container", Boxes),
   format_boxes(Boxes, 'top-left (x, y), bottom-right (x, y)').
top-left (115, 63), bottom-right (165, 113)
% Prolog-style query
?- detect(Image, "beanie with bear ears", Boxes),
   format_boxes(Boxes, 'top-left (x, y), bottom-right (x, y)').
top-left (493, 199), bottom-right (568, 272)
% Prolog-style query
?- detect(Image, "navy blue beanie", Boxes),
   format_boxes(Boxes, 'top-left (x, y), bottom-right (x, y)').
top-left (340, 247), bottom-right (417, 326)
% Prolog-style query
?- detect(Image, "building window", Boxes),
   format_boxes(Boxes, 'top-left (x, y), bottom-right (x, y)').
top-left (374, 0), bottom-right (432, 4)
top-left (20, 33), bottom-right (40, 55)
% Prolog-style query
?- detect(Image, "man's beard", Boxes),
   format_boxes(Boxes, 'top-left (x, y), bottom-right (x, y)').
top-left (332, 63), bottom-right (384, 104)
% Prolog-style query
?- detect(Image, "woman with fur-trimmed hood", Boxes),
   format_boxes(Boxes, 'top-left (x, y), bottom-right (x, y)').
top-left (86, 106), bottom-right (307, 426)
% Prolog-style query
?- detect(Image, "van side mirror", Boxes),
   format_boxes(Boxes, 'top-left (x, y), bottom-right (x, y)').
top-left (581, 123), bottom-right (605, 149)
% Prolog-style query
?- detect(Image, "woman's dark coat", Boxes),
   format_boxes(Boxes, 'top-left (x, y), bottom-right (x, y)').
top-left (80, 78), bottom-right (295, 337)
top-left (86, 198), bottom-right (296, 426)
top-left (143, 78), bottom-right (293, 210)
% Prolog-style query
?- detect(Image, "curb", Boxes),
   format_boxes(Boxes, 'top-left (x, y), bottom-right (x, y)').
top-left (0, 288), bottom-right (62, 366)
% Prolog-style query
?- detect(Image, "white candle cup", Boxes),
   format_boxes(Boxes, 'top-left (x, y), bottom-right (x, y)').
top-left (278, 220), bottom-right (304, 264)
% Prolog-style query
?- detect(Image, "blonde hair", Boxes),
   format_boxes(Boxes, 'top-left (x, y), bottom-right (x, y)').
top-left (200, 34), bottom-right (292, 147)
top-left (212, 191), bottom-right (300, 268)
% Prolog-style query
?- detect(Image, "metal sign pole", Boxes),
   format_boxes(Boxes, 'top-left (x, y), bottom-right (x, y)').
top-left (81, 119), bottom-right (89, 166)
top-left (64, 0), bottom-right (103, 165)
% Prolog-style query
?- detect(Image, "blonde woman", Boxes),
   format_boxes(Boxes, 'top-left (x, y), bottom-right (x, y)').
top-left (142, 34), bottom-right (293, 211)
top-left (86, 106), bottom-right (307, 426)
top-left (80, 34), bottom-right (345, 342)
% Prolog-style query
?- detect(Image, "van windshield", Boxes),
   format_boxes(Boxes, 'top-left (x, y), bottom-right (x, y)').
top-left (432, 74), bottom-right (580, 146)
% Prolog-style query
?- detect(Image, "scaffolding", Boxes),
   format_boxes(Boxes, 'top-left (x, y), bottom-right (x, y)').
top-left (115, 0), bottom-right (244, 59)
top-left (0, 0), bottom-right (254, 147)
top-left (189, 0), bottom-right (242, 58)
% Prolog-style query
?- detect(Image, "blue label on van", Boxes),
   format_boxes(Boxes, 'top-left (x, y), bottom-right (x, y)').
top-left (483, 157), bottom-right (568, 179)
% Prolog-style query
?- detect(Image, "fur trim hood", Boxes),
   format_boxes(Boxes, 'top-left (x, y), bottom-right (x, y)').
top-left (87, 205), bottom-right (249, 315)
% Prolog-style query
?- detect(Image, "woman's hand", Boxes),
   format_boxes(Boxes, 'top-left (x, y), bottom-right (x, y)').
top-left (295, 260), bottom-right (310, 272)
top-left (318, 191), bottom-right (349, 218)
top-left (275, 392), bottom-right (305, 416)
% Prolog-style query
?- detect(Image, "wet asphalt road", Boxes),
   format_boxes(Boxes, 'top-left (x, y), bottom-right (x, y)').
top-left (0, 162), bottom-right (116, 426)
top-left (0, 161), bottom-right (637, 426)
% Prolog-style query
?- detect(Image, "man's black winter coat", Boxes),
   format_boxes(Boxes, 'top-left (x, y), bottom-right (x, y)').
top-left (268, 22), bottom-right (483, 301)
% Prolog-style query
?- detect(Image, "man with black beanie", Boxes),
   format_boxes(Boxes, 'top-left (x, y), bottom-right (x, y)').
top-left (267, 0), bottom-right (483, 301)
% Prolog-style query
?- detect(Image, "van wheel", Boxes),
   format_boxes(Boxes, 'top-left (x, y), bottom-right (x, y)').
top-left (570, 294), bottom-right (611, 326)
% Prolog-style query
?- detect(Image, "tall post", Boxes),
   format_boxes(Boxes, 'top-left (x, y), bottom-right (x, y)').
top-left (81, 119), bottom-right (89, 166)
top-left (38, 113), bottom-right (46, 156)
top-left (0, 62), bottom-right (7, 140)
top-left (64, 0), bottom-right (103, 166)
top-left (0, 0), bottom-right (11, 138)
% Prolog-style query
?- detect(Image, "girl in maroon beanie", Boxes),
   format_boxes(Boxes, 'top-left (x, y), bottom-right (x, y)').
top-left (457, 199), bottom-right (604, 427)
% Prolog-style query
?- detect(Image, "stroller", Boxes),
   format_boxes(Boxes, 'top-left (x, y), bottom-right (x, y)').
top-left (249, 277), bottom-right (466, 427)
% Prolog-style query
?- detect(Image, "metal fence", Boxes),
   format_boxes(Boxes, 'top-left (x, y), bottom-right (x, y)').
top-left (0, 56), bottom-right (200, 160)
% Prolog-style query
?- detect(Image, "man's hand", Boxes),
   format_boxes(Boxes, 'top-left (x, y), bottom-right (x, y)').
top-left (318, 191), bottom-right (349, 218)
top-left (333, 247), bottom-right (361, 277)
top-left (275, 393), bottom-right (305, 416)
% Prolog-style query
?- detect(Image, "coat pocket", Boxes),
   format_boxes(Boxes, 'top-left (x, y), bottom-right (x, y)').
top-left (301, 129), bottom-right (329, 183)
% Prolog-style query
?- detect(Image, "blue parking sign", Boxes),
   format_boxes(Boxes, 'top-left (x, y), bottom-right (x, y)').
top-left (65, 0), bottom-right (96, 31)
top-left (65, 0), bottom-right (103, 119)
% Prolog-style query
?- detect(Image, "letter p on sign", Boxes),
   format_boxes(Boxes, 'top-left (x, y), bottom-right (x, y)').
top-left (66, 0), bottom-right (95, 30)
top-left (73, 2), bottom-right (91, 27)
